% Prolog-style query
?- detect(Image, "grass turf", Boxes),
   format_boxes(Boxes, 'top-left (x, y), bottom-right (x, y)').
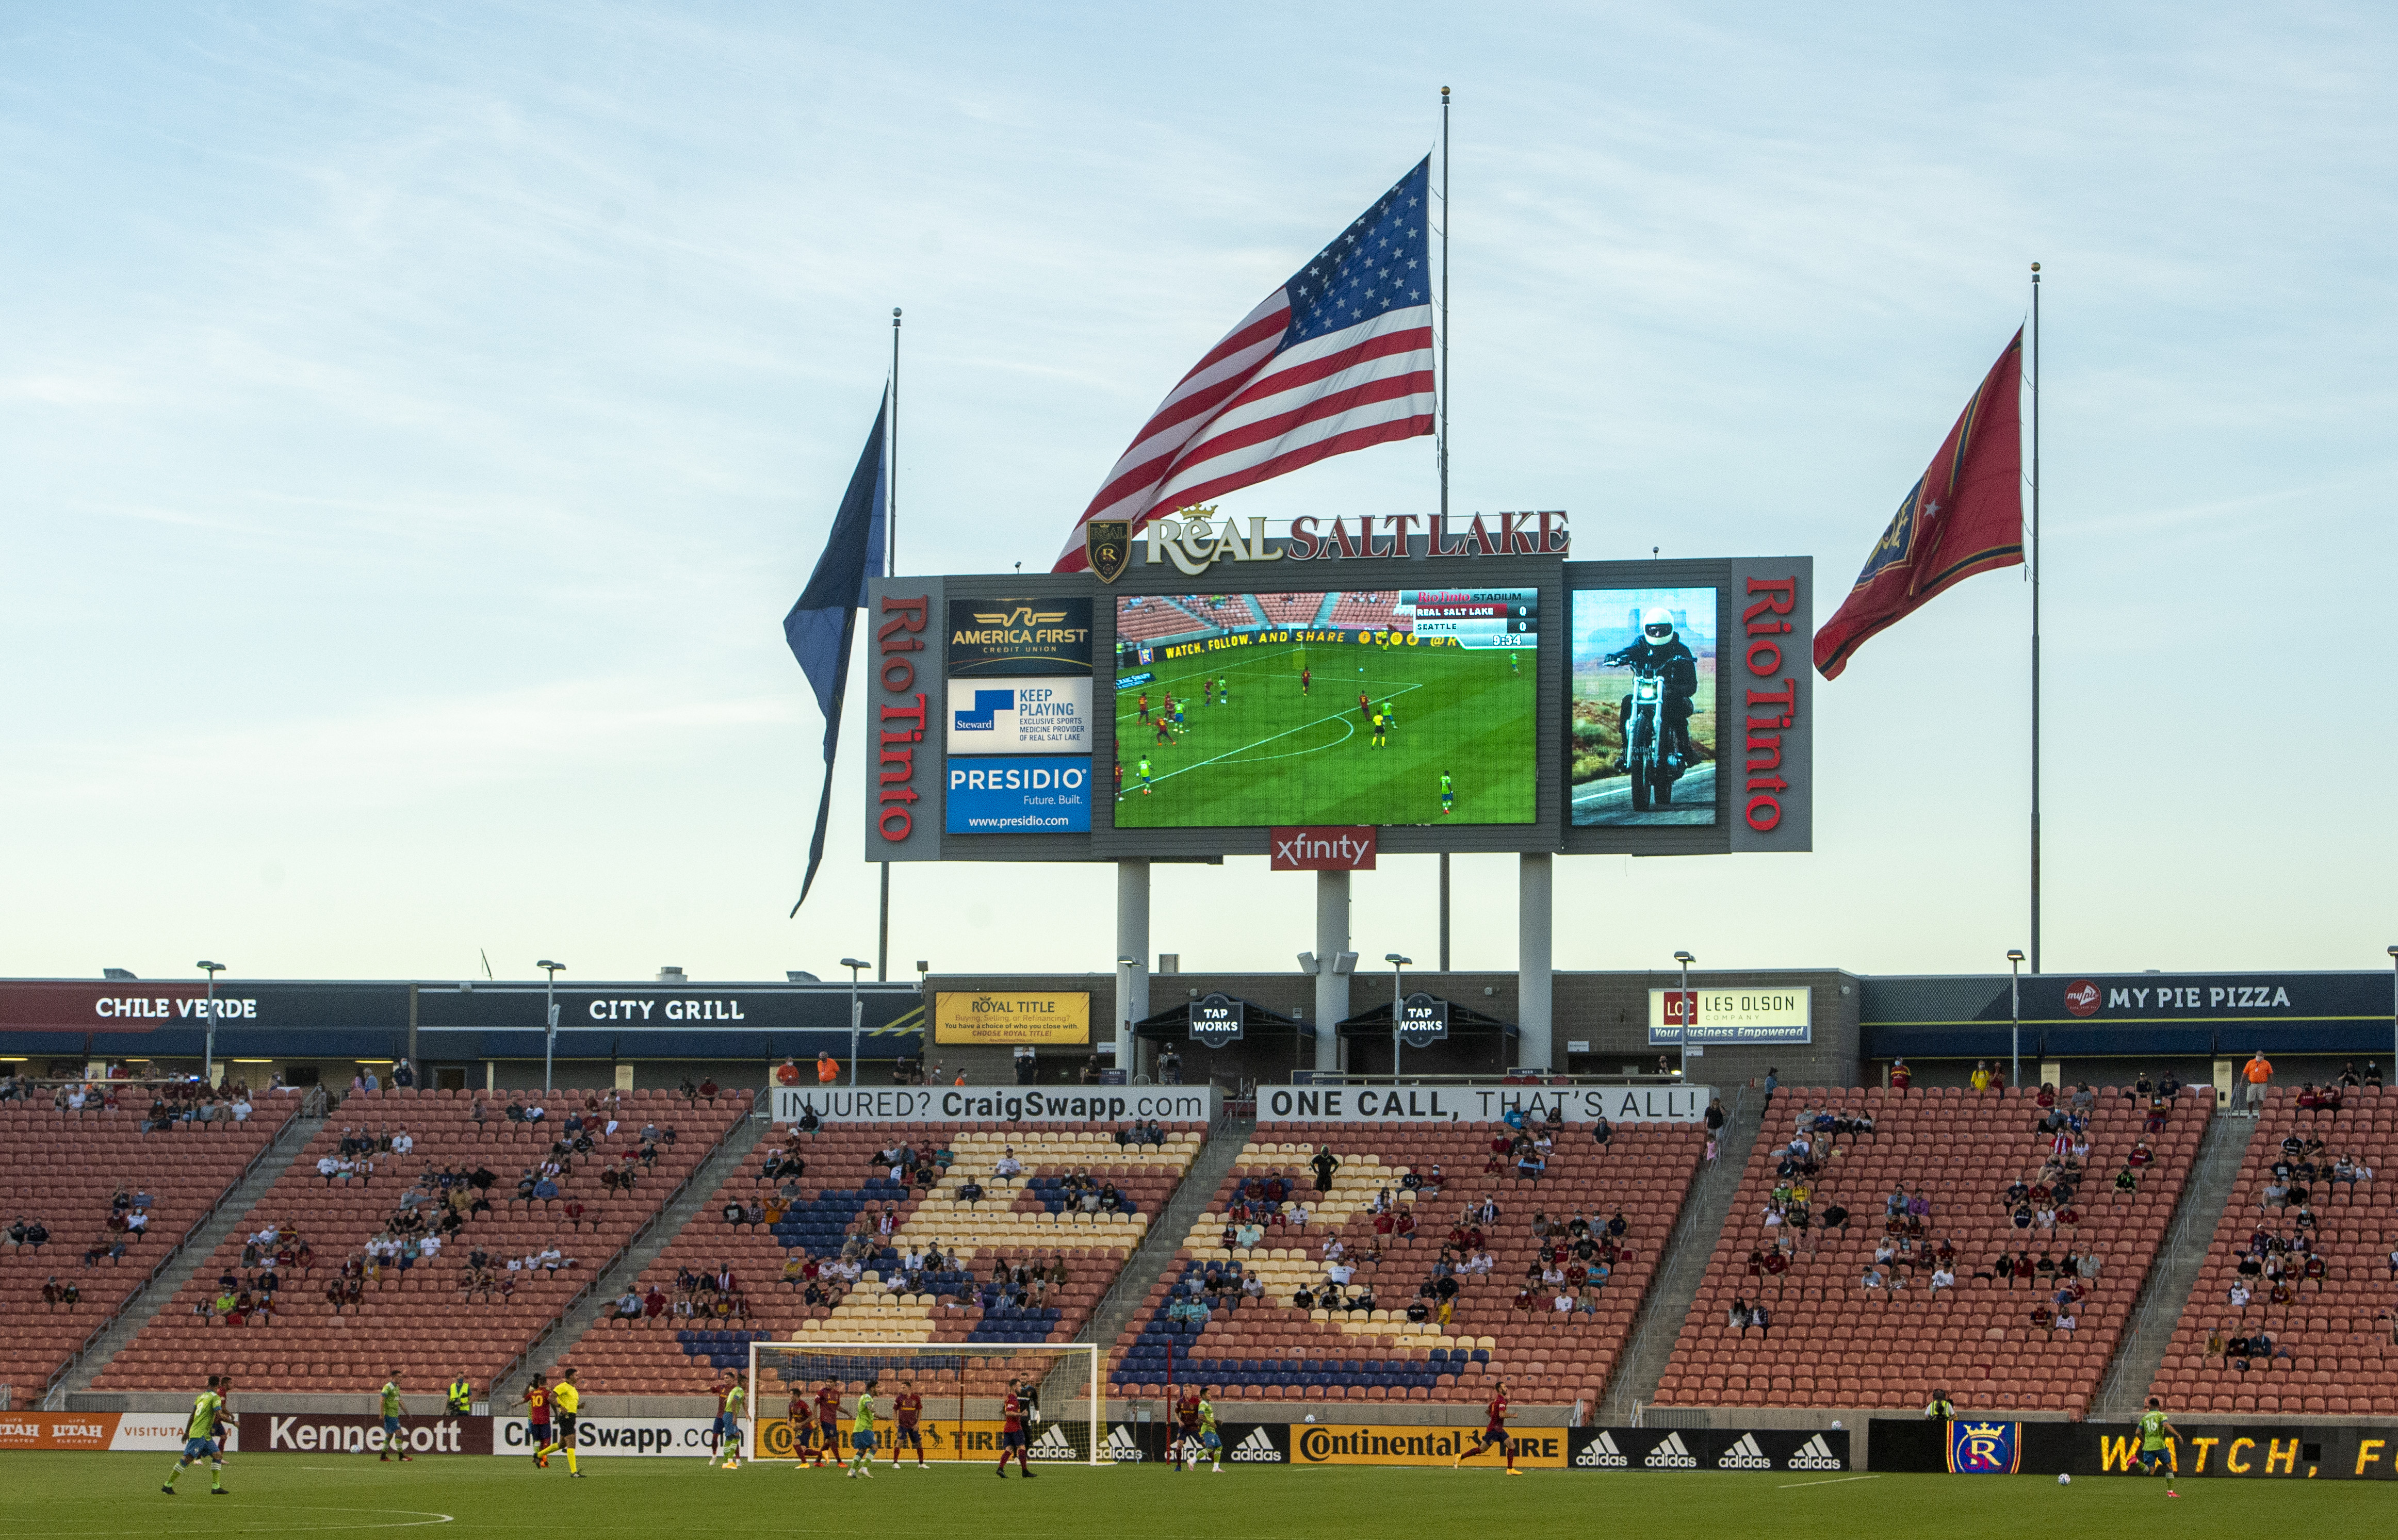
top-left (17, 1452), bottom-right (2396, 1539)
top-left (1112, 636), bottom-right (1536, 827)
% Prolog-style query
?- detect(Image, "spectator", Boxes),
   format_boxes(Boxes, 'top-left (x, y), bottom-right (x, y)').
top-left (1014, 1045), bottom-right (1038, 1086)
top-left (610, 1288), bottom-right (642, 1323)
top-left (1590, 1116), bottom-right (1612, 1148)
top-left (1160, 1047), bottom-right (1182, 1085)
top-left (815, 1052), bottom-right (839, 1085)
top-left (2240, 1051), bottom-right (2273, 1115)
top-left (957, 1177), bottom-right (985, 1206)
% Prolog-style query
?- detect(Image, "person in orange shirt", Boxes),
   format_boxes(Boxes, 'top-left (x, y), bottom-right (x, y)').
top-left (2241, 1052), bottom-right (2273, 1116)
top-left (816, 1052), bottom-right (840, 1086)
top-left (775, 1059), bottom-right (802, 1087)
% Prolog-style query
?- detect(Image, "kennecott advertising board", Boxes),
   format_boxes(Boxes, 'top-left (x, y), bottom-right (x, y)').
top-left (771, 1086), bottom-right (1217, 1126)
top-left (1255, 1083), bottom-right (1712, 1125)
top-left (263, 1414), bottom-right (486, 1455)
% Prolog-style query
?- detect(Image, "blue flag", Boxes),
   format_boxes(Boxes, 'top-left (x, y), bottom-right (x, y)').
top-left (784, 394), bottom-right (889, 914)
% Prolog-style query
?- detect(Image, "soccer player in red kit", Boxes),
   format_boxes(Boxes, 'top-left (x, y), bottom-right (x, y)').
top-left (1453, 1379), bottom-right (1519, 1473)
top-left (814, 1382), bottom-right (843, 1461)
top-left (1358, 690), bottom-right (1372, 723)
top-left (1300, 665), bottom-right (1311, 695)
top-left (786, 1388), bottom-right (824, 1467)
top-left (994, 1380), bottom-right (1036, 1478)
top-left (1138, 692), bottom-right (1151, 721)
top-left (890, 1381), bottom-right (927, 1468)
top-left (1172, 1389), bottom-right (1203, 1470)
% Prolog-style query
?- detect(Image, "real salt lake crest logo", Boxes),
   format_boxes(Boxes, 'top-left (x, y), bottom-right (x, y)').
top-left (1230, 1427), bottom-right (1282, 1463)
top-left (1101, 1425), bottom-right (1145, 1463)
top-left (1575, 1431), bottom-right (1628, 1468)
top-left (1716, 1433), bottom-right (1772, 1470)
top-left (1643, 1432), bottom-right (1698, 1469)
top-left (1029, 1425), bottom-right (1077, 1460)
top-left (1785, 1433), bottom-right (1844, 1470)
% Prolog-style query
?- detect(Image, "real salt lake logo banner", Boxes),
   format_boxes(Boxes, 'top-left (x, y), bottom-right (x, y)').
top-left (1948, 1420), bottom-right (2022, 1473)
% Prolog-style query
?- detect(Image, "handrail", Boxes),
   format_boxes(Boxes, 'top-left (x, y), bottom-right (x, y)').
top-left (488, 1095), bottom-right (757, 1396)
top-left (39, 1102), bottom-right (318, 1407)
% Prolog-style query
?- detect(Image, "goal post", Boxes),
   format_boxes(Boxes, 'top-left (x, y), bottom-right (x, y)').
top-left (744, 1341), bottom-right (1102, 1465)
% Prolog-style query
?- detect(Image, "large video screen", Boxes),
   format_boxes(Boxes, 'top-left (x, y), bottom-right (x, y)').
top-left (1570, 586), bottom-right (1717, 826)
top-left (1111, 589), bottom-right (1537, 827)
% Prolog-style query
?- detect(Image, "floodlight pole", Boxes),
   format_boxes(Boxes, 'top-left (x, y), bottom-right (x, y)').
top-left (197, 961), bottom-right (225, 1085)
top-left (2007, 949), bottom-right (2027, 1090)
top-left (1672, 951), bottom-right (1693, 1076)
top-left (537, 961), bottom-right (564, 1092)
top-left (841, 958), bottom-right (871, 1086)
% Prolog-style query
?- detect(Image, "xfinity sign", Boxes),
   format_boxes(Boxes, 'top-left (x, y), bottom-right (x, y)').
top-left (1268, 826), bottom-right (1377, 871)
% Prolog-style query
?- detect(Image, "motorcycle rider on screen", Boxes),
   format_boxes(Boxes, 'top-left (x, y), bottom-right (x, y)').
top-left (1605, 607), bottom-right (1699, 771)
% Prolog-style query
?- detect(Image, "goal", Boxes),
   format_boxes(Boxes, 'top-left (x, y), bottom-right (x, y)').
top-left (744, 1341), bottom-right (1102, 1465)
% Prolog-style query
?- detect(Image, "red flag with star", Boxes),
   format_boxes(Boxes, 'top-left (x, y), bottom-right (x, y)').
top-left (1814, 330), bottom-right (2025, 679)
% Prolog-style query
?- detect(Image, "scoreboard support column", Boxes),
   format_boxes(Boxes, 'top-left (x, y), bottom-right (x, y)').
top-left (1313, 871), bottom-right (1349, 1073)
top-left (1519, 854), bottom-right (1553, 1071)
top-left (1116, 860), bottom-right (1149, 1074)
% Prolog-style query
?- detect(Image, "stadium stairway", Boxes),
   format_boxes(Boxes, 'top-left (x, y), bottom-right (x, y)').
top-left (2087, 1110), bottom-right (2256, 1420)
top-left (1597, 1088), bottom-right (1760, 1420)
top-left (54, 1107), bottom-right (326, 1405)
top-left (490, 1106), bottom-right (770, 1407)
top-left (1078, 1112), bottom-right (1254, 1354)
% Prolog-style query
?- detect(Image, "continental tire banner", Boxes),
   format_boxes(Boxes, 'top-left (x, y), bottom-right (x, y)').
top-left (1567, 1426), bottom-right (1849, 1472)
top-left (755, 1418), bottom-right (1088, 1462)
top-left (1873, 1418), bottom-right (2398, 1479)
top-left (1297, 1422), bottom-right (1570, 1468)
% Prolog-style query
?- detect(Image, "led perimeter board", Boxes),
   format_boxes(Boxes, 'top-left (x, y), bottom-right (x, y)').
top-left (858, 530), bottom-right (1808, 862)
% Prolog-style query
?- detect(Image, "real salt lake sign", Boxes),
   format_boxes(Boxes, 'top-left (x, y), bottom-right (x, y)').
top-left (1257, 1083), bottom-right (1712, 1125)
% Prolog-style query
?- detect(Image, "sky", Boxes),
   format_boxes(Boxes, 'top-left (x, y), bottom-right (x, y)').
top-left (3, 3), bottom-right (2393, 988)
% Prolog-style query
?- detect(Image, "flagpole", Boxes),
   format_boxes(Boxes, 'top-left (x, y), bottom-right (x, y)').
top-left (880, 307), bottom-right (901, 983)
top-left (2029, 264), bottom-right (2042, 974)
top-left (1438, 84), bottom-right (1451, 976)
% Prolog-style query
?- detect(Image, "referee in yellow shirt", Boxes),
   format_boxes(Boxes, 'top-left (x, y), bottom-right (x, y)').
top-left (547, 1369), bottom-right (583, 1477)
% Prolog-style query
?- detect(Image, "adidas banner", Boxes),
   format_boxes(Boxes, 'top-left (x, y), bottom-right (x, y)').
top-left (1567, 1427), bottom-right (1849, 1473)
top-left (1101, 1421), bottom-right (1287, 1465)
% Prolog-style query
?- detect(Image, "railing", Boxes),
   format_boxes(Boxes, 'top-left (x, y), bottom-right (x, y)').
top-left (1597, 1083), bottom-right (1753, 1421)
top-left (488, 1094), bottom-right (758, 1396)
top-left (2090, 1108), bottom-right (2243, 1417)
top-left (39, 1101), bottom-right (319, 1408)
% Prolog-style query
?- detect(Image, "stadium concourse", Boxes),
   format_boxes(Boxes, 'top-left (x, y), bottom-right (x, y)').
top-left (1108, 1119), bottom-right (1703, 1410)
top-left (550, 1122), bottom-right (1204, 1398)
top-left (0, 1086), bottom-right (297, 1404)
top-left (1652, 1083), bottom-right (2208, 1414)
top-left (2146, 1084), bottom-right (2398, 1416)
top-left (90, 1088), bottom-right (746, 1395)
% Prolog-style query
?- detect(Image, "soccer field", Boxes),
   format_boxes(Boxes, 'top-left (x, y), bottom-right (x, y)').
top-left (1113, 637), bottom-right (1536, 827)
top-left (17, 1453), bottom-right (2395, 1540)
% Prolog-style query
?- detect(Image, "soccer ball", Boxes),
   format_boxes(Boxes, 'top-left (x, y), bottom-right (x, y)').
top-left (2057, 1473), bottom-right (2071, 1486)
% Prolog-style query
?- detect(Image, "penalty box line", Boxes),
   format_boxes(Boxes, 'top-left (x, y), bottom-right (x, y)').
top-left (1124, 680), bottom-right (1427, 792)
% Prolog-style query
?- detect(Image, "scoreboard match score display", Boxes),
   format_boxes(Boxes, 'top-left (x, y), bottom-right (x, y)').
top-left (863, 544), bottom-right (1812, 864)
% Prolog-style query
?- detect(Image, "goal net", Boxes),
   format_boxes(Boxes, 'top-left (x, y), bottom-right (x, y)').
top-left (745, 1341), bottom-right (1101, 1465)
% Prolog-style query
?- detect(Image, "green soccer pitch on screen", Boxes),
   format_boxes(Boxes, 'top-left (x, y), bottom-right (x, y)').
top-left (1108, 588), bottom-right (1538, 827)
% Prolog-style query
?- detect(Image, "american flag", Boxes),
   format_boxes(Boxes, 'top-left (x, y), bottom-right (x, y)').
top-left (1052, 158), bottom-right (1435, 572)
